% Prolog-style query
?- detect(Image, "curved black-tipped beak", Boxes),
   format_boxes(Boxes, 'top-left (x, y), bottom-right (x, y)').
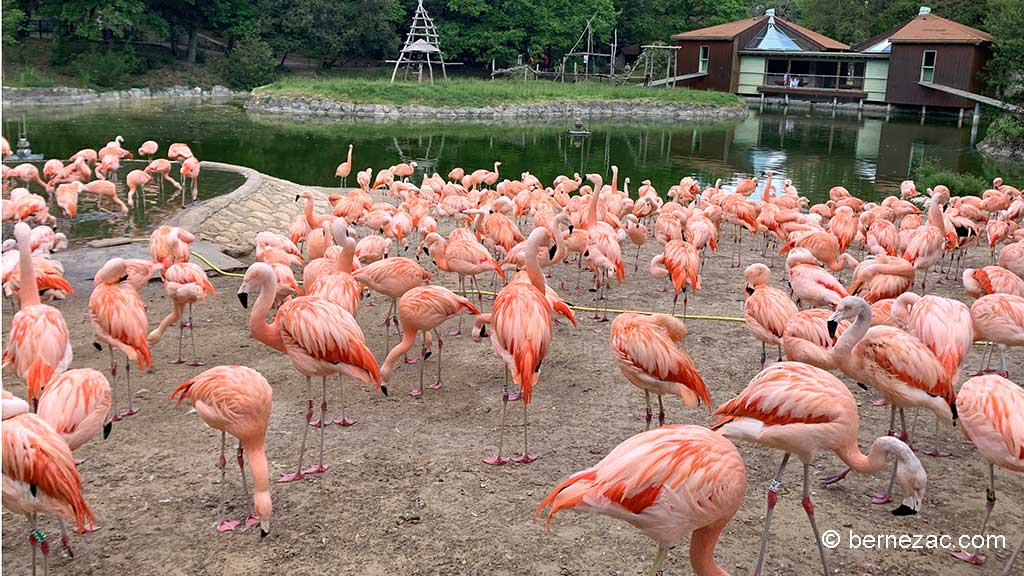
top-left (827, 319), bottom-right (839, 340)
top-left (422, 246), bottom-right (429, 256)
top-left (548, 244), bottom-right (557, 260)
top-left (30, 484), bottom-right (37, 498)
top-left (93, 342), bottom-right (103, 351)
top-left (568, 224), bottom-right (574, 233)
top-left (119, 274), bottom-right (129, 283)
top-left (294, 195), bottom-right (300, 201)
top-left (237, 292), bottom-right (249, 309)
top-left (103, 420), bottom-right (113, 440)
top-left (260, 528), bottom-right (269, 539)
top-left (479, 325), bottom-right (488, 338)
top-left (891, 504), bottom-right (917, 516)
top-left (381, 386), bottom-right (389, 397)
top-left (745, 285), bottom-right (754, 296)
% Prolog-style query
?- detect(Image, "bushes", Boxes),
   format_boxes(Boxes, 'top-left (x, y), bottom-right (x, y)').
top-left (986, 114), bottom-right (1024, 145)
top-left (70, 46), bottom-right (145, 89)
top-left (221, 34), bottom-right (276, 90)
top-left (5, 66), bottom-right (57, 87)
top-left (913, 160), bottom-right (990, 197)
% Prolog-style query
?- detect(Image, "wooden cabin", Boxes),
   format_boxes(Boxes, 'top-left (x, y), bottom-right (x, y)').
top-left (672, 7), bottom-right (993, 110)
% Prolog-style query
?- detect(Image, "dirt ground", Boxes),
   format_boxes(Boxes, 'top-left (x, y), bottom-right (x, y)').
top-left (3, 224), bottom-right (1022, 576)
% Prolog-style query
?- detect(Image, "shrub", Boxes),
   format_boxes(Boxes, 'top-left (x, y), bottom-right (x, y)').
top-left (986, 114), bottom-right (1024, 145)
top-left (5, 66), bottom-right (57, 87)
top-left (221, 34), bottom-right (276, 90)
top-left (70, 46), bottom-right (144, 89)
top-left (913, 160), bottom-right (990, 197)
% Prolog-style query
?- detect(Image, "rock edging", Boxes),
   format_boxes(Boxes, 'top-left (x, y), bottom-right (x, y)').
top-left (244, 94), bottom-right (748, 122)
top-left (977, 135), bottom-right (1024, 162)
top-left (2, 85), bottom-right (246, 106)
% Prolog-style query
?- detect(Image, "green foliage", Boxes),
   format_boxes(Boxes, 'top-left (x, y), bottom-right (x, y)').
top-left (913, 159), bottom-right (990, 197)
top-left (258, 76), bottom-right (743, 107)
top-left (986, 0), bottom-right (1024, 98)
top-left (4, 66), bottom-right (58, 87)
top-left (37, 0), bottom-right (147, 41)
top-left (616, 0), bottom-right (748, 46)
top-left (221, 34), bottom-right (276, 89)
top-left (69, 46), bottom-right (144, 89)
top-left (2, 0), bottom-right (26, 46)
top-left (986, 114), bottom-right (1024, 145)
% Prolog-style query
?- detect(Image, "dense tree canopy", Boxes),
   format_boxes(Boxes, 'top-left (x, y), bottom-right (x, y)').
top-left (5, 0), bottom-right (1020, 98)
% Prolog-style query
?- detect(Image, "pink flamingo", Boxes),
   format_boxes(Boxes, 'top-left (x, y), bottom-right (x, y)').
top-left (901, 188), bottom-right (951, 291)
top-left (149, 226), bottom-right (194, 268)
top-left (609, 313), bottom-right (710, 429)
top-left (896, 292), bottom-right (973, 389)
top-left (181, 156), bottom-right (200, 204)
top-left (171, 365), bottom-right (273, 536)
top-left (238, 262), bottom-right (381, 481)
top-left (846, 255), bottom-right (915, 303)
top-left (963, 266), bottom-right (1024, 298)
top-left (125, 169), bottom-right (152, 207)
top-left (714, 362), bottom-right (927, 576)
top-left (622, 214), bottom-right (648, 272)
top-left (537, 425), bottom-right (746, 576)
top-left (380, 285), bottom-right (480, 397)
top-left (75, 180), bottom-right (128, 213)
top-left (781, 308), bottom-right (849, 371)
top-left (422, 231), bottom-right (505, 312)
top-left (36, 368), bottom-right (113, 452)
top-left (147, 261), bottom-right (216, 365)
top-left (2, 223), bottom-right (72, 409)
top-left (970, 294), bottom-right (1024, 378)
top-left (950, 374), bottom-right (1023, 571)
top-left (649, 238), bottom-right (701, 317)
top-left (3, 392), bottom-right (96, 571)
top-left (785, 247), bottom-right (847, 308)
top-left (479, 227), bottom-right (556, 465)
top-left (89, 258), bottom-right (152, 420)
top-left (998, 242), bottom-right (1024, 280)
top-left (167, 142), bottom-right (193, 162)
top-left (144, 158), bottom-right (182, 193)
top-left (351, 256), bottom-right (431, 352)
top-left (97, 153), bottom-right (120, 181)
top-left (123, 259), bottom-right (163, 291)
top-left (54, 182), bottom-right (79, 217)
top-left (138, 140), bottom-right (158, 159)
top-left (743, 263), bottom-right (799, 367)
top-left (6, 163), bottom-right (48, 192)
top-left (336, 144), bottom-right (353, 187)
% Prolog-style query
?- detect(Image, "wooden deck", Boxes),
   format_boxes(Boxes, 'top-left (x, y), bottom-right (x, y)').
top-left (918, 82), bottom-right (1023, 112)
top-left (756, 85), bottom-right (867, 99)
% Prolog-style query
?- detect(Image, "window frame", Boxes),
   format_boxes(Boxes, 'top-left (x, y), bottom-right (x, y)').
top-left (698, 45), bottom-right (709, 74)
top-left (920, 50), bottom-right (936, 82)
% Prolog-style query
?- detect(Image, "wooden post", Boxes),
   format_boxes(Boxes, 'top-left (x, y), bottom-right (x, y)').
top-left (958, 107), bottom-right (964, 127)
top-left (970, 102), bottom-right (982, 145)
top-left (611, 29), bottom-right (617, 77)
top-left (858, 98), bottom-right (863, 111)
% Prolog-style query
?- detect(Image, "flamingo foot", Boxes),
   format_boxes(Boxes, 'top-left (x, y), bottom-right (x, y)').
top-left (428, 380), bottom-right (442, 390)
top-left (409, 388), bottom-right (423, 398)
top-left (301, 464), bottom-right (327, 475)
top-left (217, 519), bottom-right (241, 532)
top-left (507, 390), bottom-right (523, 402)
top-left (448, 329), bottom-right (462, 336)
top-left (483, 456), bottom-right (510, 466)
top-left (187, 359), bottom-right (206, 367)
top-left (868, 492), bottom-right (893, 504)
top-left (820, 470), bottom-right (849, 485)
top-left (308, 419), bottom-right (325, 428)
top-left (951, 551), bottom-right (986, 565)
top-left (74, 458), bottom-right (86, 466)
top-left (871, 398), bottom-right (889, 407)
top-left (169, 357), bottom-right (186, 364)
top-left (81, 524), bottom-right (100, 534)
top-left (996, 370), bottom-right (1009, 378)
top-left (968, 368), bottom-right (993, 376)
top-left (276, 471), bottom-right (304, 483)
top-left (245, 515), bottom-right (260, 528)
top-left (512, 454), bottom-right (538, 464)
top-left (919, 448), bottom-right (953, 458)
top-left (405, 357), bottom-right (419, 364)
top-left (117, 407), bottom-right (140, 419)
top-left (333, 417), bottom-right (355, 427)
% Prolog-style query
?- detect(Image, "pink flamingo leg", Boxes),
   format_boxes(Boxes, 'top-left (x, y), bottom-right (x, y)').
top-left (951, 463), bottom-right (995, 565)
top-left (216, 432), bottom-right (241, 532)
top-left (753, 453), bottom-right (790, 576)
top-left (332, 375), bottom-right (355, 426)
top-left (278, 377), bottom-right (312, 483)
top-left (303, 377), bottom-right (329, 475)
top-left (428, 335), bottom-right (443, 390)
top-left (484, 368), bottom-right (511, 465)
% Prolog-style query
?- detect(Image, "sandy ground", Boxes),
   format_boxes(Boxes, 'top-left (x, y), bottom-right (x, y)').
top-left (2, 225), bottom-right (1022, 576)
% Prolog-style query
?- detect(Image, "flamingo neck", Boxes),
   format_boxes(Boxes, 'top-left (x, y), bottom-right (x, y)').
top-left (836, 435), bottom-right (909, 476)
top-left (833, 304), bottom-right (869, 361)
top-left (927, 198), bottom-right (944, 229)
top-left (340, 240), bottom-right (355, 274)
top-left (16, 231), bottom-right (40, 308)
top-left (430, 238), bottom-right (449, 271)
top-left (249, 275), bottom-right (285, 352)
top-left (245, 440), bottom-right (273, 521)
top-left (524, 236), bottom-right (545, 293)
top-left (380, 328), bottom-right (418, 384)
top-left (587, 187), bottom-right (601, 229)
top-left (689, 521), bottom-right (731, 576)
top-left (303, 197), bottom-right (318, 228)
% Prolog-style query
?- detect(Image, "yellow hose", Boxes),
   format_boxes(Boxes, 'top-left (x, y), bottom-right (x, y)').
top-left (125, 237), bottom-right (246, 278)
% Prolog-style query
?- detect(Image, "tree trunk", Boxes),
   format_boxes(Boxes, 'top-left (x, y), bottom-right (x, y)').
top-left (169, 24), bottom-right (179, 59)
top-left (186, 24), bottom-right (199, 64)
top-left (226, 33), bottom-right (235, 54)
top-left (279, 52), bottom-right (289, 67)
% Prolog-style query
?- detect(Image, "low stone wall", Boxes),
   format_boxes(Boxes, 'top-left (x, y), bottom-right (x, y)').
top-left (244, 94), bottom-right (748, 122)
top-left (977, 135), bottom-right (1024, 162)
top-left (2, 85), bottom-right (246, 106)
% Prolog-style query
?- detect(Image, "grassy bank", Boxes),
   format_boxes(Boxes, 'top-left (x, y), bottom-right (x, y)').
top-left (255, 77), bottom-right (744, 108)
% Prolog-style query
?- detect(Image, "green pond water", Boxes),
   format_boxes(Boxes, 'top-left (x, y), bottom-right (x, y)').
top-left (3, 98), bottom-right (1019, 244)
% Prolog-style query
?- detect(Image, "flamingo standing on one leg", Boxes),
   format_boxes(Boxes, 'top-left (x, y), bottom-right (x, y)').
top-left (89, 258), bottom-right (152, 420)
top-left (147, 261), bottom-right (216, 365)
top-left (2, 223), bottom-right (73, 409)
top-left (649, 238), bottom-right (701, 317)
top-left (125, 169), bottom-right (152, 208)
top-left (970, 294), bottom-right (1024, 378)
top-left (901, 188), bottom-right (951, 292)
top-left (713, 362), bottom-right (928, 576)
top-left (743, 263), bottom-right (798, 367)
top-left (480, 227), bottom-right (556, 465)
top-left (138, 140), bottom-right (158, 159)
top-left (181, 157), bottom-right (200, 205)
top-left (336, 144), bottom-right (353, 187)
top-left (237, 262), bottom-right (382, 483)
top-left (380, 285), bottom-right (480, 397)
top-left (2, 392), bottom-right (96, 571)
top-left (536, 425), bottom-right (746, 576)
top-left (609, 313), bottom-right (710, 429)
top-left (950, 374), bottom-right (1023, 572)
top-left (171, 365), bottom-right (273, 535)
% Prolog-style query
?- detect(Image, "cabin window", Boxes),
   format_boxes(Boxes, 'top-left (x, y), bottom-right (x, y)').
top-left (698, 46), bottom-right (709, 73)
top-left (920, 50), bottom-right (936, 82)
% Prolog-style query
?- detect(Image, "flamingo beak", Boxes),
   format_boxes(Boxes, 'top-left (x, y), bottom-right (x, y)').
top-left (237, 291), bottom-right (249, 309)
top-left (891, 504), bottom-right (917, 516)
top-left (568, 224), bottom-right (574, 233)
top-left (744, 285), bottom-right (754, 296)
top-left (103, 419), bottom-right (113, 440)
top-left (380, 385), bottom-right (389, 397)
top-left (827, 319), bottom-right (839, 341)
top-left (119, 274), bottom-right (129, 283)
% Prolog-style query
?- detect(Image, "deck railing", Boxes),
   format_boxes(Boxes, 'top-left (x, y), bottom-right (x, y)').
top-left (763, 72), bottom-right (866, 91)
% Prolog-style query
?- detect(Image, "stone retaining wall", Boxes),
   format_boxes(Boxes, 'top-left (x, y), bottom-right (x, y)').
top-left (244, 94), bottom-right (748, 122)
top-left (2, 85), bottom-right (246, 106)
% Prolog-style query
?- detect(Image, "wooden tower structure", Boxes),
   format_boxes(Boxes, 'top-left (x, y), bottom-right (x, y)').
top-left (389, 0), bottom-right (448, 84)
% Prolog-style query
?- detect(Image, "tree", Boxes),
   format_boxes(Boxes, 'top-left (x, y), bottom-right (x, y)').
top-left (2, 0), bottom-right (26, 45)
top-left (986, 0), bottom-right (1024, 99)
top-left (37, 0), bottom-right (147, 41)
top-left (221, 32), bottom-right (276, 89)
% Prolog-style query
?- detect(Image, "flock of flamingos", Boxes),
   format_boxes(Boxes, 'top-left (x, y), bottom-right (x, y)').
top-left (2, 133), bottom-right (1024, 576)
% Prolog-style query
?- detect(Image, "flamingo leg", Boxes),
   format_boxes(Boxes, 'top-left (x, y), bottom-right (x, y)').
top-left (278, 376), bottom-right (312, 483)
top-left (971, 343), bottom-right (993, 376)
top-left (657, 395), bottom-right (665, 427)
top-left (753, 453), bottom-right (790, 576)
top-left (186, 303), bottom-right (204, 366)
top-left (172, 312), bottom-right (186, 364)
top-left (237, 444), bottom-right (259, 528)
top-left (333, 376), bottom-right (354, 426)
top-left (952, 463), bottom-right (995, 565)
top-left (484, 367), bottom-right (511, 465)
top-left (56, 520), bottom-right (73, 559)
top-left (304, 376), bottom-right (329, 475)
top-left (802, 463), bottom-right (831, 576)
top-left (429, 331), bottom-right (443, 390)
top-left (108, 347), bottom-right (121, 421)
top-left (118, 353), bottom-right (139, 418)
top-left (451, 278), bottom-right (465, 335)
top-left (760, 342), bottom-right (767, 368)
top-left (411, 339), bottom-right (426, 397)
top-left (998, 344), bottom-right (1009, 378)
top-left (647, 542), bottom-right (669, 576)
top-left (1003, 534), bottom-right (1024, 576)
top-left (512, 401), bottom-right (537, 463)
top-left (216, 431), bottom-right (241, 532)
top-left (644, 390), bottom-right (652, 430)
